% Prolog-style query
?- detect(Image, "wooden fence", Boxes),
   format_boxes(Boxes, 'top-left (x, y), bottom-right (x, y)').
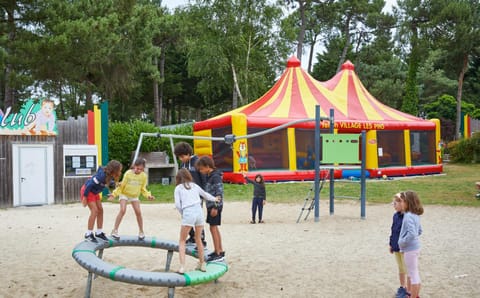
top-left (0, 116), bottom-right (88, 208)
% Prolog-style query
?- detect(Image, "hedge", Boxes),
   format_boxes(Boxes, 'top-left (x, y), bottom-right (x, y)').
top-left (109, 120), bottom-right (193, 169)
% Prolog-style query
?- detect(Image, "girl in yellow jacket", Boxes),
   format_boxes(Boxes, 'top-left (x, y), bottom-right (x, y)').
top-left (110, 158), bottom-right (155, 240)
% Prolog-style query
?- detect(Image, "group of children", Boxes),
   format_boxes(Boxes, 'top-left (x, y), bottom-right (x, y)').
top-left (389, 190), bottom-right (424, 298)
top-left (80, 141), bottom-right (426, 292)
top-left (80, 142), bottom-right (229, 274)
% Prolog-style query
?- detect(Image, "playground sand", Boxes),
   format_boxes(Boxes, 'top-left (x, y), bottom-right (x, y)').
top-left (0, 201), bottom-right (478, 298)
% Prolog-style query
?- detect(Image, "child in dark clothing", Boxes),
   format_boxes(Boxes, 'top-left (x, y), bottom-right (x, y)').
top-left (81, 160), bottom-right (122, 242)
top-left (390, 193), bottom-right (408, 298)
top-left (174, 142), bottom-right (207, 247)
top-left (196, 156), bottom-right (225, 262)
top-left (244, 173), bottom-right (266, 224)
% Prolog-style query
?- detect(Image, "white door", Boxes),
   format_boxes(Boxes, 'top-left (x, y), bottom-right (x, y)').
top-left (13, 144), bottom-right (54, 206)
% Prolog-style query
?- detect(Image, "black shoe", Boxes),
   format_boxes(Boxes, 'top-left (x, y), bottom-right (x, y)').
top-left (211, 253), bottom-right (225, 262)
top-left (85, 233), bottom-right (97, 243)
top-left (206, 253), bottom-right (218, 262)
top-left (202, 241), bottom-right (207, 247)
top-left (95, 232), bottom-right (108, 241)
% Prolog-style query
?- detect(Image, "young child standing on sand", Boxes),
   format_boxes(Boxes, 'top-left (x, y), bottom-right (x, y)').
top-left (390, 193), bottom-right (408, 298)
top-left (243, 173), bottom-right (266, 224)
top-left (196, 156), bottom-right (225, 262)
top-left (174, 142), bottom-right (207, 246)
top-left (109, 158), bottom-right (155, 240)
top-left (174, 169), bottom-right (219, 274)
top-left (398, 191), bottom-right (424, 298)
top-left (81, 160), bottom-right (123, 242)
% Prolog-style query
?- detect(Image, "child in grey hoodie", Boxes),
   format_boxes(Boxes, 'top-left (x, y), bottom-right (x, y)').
top-left (398, 191), bottom-right (424, 298)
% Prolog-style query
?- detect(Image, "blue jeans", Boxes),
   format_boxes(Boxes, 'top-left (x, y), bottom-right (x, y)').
top-left (252, 197), bottom-right (264, 221)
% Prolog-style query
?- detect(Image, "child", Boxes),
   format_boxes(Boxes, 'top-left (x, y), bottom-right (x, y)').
top-left (174, 142), bottom-right (207, 246)
top-left (110, 158), bottom-right (155, 240)
top-left (174, 169), bottom-right (219, 274)
top-left (243, 173), bottom-right (266, 224)
top-left (398, 191), bottom-right (424, 298)
top-left (196, 156), bottom-right (224, 262)
top-left (390, 193), bottom-right (408, 298)
top-left (81, 160), bottom-right (123, 242)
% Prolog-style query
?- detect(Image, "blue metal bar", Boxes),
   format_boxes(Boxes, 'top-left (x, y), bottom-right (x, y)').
top-left (314, 105), bottom-right (321, 222)
top-left (360, 130), bottom-right (367, 219)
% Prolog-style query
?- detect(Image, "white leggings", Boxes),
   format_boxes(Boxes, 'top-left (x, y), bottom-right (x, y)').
top-left (404, 249), bottom-right (421, 284)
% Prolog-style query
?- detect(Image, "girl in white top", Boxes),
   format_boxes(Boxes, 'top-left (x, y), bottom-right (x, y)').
top-left (174, 168), bottom-right (219, 274)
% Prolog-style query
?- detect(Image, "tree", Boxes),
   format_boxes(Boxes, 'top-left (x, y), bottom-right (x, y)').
top-left (0, 0), bottom-right (40, 108)
top-left (179, 0), bottom-right (289, 115)
top-left (431, 0), bottom-right (480, 138)
top-left (395, 0), bottom-right (430, 116)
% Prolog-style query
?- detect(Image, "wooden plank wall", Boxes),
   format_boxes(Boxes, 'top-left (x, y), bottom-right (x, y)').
top-left (0, 116), bottom-right (88, 208)
top-left (0, 135), bottom-right (55, 208)
top-left (55, 116), bottom-right (88, 204)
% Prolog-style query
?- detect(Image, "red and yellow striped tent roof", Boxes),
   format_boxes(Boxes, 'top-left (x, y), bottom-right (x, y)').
top-left (194, 57), bottom-right (433, 131)
top-left (321, 60), bottom-right (422, 122)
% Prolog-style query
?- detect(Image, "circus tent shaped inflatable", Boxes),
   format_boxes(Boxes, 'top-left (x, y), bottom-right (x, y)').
top-left (193, 56), bottom-right (442, 183)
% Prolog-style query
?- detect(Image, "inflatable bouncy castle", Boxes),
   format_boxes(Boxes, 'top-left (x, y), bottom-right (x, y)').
top-left (193, 57), bottom-right (442, 183)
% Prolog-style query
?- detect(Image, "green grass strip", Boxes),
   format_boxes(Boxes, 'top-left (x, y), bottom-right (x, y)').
top-left (184, 273), bottom-right (191, 286)
top-left (109, 266), bottom-right (125, 281)
top-left (151, 236), bottom-right (157, 248)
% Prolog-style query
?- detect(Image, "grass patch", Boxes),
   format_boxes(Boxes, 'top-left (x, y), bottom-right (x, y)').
top-left (139, 163), bottom-right (480, 207)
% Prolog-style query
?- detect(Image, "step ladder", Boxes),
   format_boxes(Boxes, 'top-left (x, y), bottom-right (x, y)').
top-left (296, 171), bottom-right (329, 223)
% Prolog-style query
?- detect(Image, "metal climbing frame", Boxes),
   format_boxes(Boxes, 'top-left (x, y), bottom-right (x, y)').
top-left (296, 169), bottom-right (330, 223)
top-left (308, 106), bottom-right (367, 221)
top-left (132, 105), bottom-right (366, 221)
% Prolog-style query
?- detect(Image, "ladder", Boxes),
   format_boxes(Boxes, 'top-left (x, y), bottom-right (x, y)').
top-left (296, 170), bottom-right (329, 223)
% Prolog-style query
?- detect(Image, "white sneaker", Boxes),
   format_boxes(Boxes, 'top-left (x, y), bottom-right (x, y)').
top-left (138, 232), bottom-right (145, 240)
top-left (110, 229), bottom-right (120, 240)
top-left (196, 262), bottom-right (206, 272)
top-left (177, 267), bottom-right (185, 274)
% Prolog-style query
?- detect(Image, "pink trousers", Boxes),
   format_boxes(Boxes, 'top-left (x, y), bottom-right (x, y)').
top-left (404, 249), bottom-right (421, 284)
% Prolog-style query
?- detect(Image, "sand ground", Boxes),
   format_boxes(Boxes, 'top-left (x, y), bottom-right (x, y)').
top-left (0, 200), bottom-right (478, 298)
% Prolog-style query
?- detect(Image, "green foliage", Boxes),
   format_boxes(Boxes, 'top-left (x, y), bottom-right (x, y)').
top-left (424, 94), bottom-right (480, 121)
top-left (417, 49), bottom-right (457, 105)
top-left (424, 94), bottom-right (456, 120)
top-left (108, 120), bottom-right (193, 169)
top-left (448, 132), bottom-right (480, 163)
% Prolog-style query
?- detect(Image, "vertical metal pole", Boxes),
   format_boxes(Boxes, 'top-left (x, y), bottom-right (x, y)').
top-left (314, 105), bottom-right (321, 222)
top-left (84, 272), bottom-right (93, 298)
top-left (361, 130), bottom-right (367, 219)
top-left (165, 250), bottom-right (174, 271)
top-left (329, 109), bottom-right (335, 215)
top-left (168, 287), bottom-right (175, 298)
top-left (94, 249), bottom-right (104, 279)
top-left (133, 133), bottom-right (145, 162)
top-left (169, 136), bottom-right (178, 178)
